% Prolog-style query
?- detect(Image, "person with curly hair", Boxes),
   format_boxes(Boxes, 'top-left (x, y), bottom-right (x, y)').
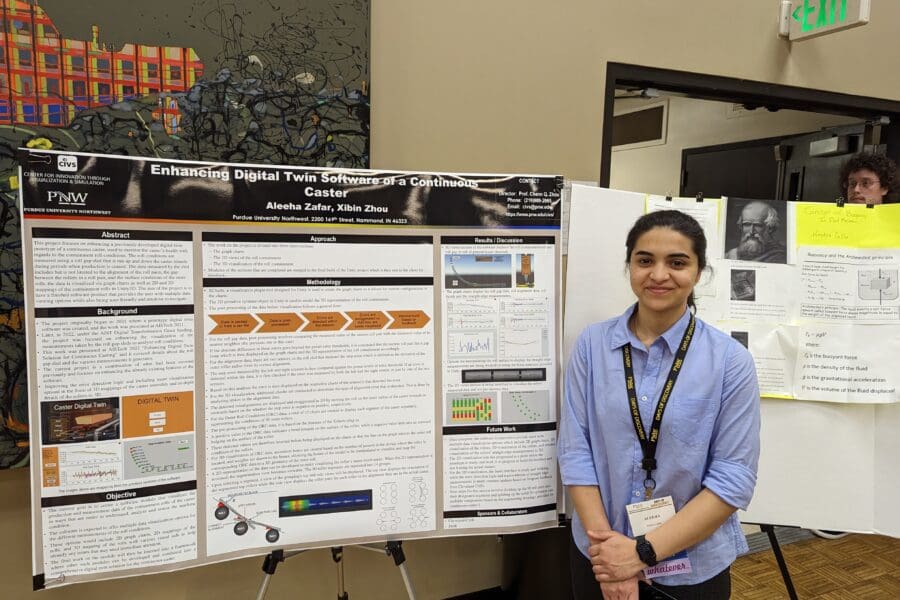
top-left (839, 152), bottom-right (897, 205)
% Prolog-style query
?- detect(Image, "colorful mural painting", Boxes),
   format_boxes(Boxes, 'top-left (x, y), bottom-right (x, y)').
top-left (0, 1), bottom-right (204, 130)
top-left (0, 0), bottom-right (370, 468)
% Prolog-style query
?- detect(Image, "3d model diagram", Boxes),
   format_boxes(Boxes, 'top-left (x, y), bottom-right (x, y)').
top-left (859, 269), bottom-right (899, 303)
top-left (213, 497), bottom-right (282, 543)
top-left (445, 254), bottom-right (512, 289)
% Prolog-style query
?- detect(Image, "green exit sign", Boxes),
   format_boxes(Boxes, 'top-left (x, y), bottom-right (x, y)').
top-left (788, 0), bottom-right (870, 41)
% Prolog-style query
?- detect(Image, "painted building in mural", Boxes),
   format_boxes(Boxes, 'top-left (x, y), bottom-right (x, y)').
top-left (0, 0), bottom-right (203, 131)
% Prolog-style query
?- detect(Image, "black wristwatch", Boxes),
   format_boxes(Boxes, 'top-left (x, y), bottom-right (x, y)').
top-left (635, 535), bottom-right (658, 567)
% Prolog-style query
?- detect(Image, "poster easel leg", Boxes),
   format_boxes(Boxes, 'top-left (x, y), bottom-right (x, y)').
top-left (256, 549), bottom-right (306, 600)
top-left (357, 541), bottom-right (417, 600)
top-left (761, 524), bottom-right (799, 600)
top-left (332, 547), bottom-right (348, 600)
top-left (254, 543), bottom-right (415, 600)
top-left (388, 541), bottom-right (416, 599)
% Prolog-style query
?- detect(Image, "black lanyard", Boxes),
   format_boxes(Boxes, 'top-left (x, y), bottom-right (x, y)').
top-left (622, 313), bottom-right (696, 500)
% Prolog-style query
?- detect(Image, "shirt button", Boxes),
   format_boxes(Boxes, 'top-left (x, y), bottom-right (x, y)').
top-left (641, 395), bottom-right (648, 402)
top-left (633, 491), bottom-right (641, 498)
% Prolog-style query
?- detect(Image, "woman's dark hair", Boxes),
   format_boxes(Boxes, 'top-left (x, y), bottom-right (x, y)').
top-left (625, 209), bottom-right (707, 311)
top-left (839, 152), bottom-right (897, 201)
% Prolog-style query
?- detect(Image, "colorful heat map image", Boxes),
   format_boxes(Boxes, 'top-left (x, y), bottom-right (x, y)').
top-left (446, 392), bottom-right (498, 425)
top-left (279, 489), bottom-right (373, 517)
top-left (444, 254), bottom-right (512, 289)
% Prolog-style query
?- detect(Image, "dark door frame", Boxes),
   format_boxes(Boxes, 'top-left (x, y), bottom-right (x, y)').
top-left (599, 63), bottom-right (900, 186)
top-left (679, 133), bottom-right (788, 197)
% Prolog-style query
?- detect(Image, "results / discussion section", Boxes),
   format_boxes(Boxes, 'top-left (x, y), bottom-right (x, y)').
top-left (441, 236), bottom-right (558, 529)
top-left (202, 232), bottom-right (436, 553)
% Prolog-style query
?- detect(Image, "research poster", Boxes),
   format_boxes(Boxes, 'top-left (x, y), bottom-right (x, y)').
top-left (609, 192), bottom-right (900, 404)
top-left (699, 199), bottom-right (900, 404)
top-left (21, 151), bottom-right (562, 588)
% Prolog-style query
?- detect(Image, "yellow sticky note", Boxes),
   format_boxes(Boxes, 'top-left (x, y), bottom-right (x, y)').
top-left (795, 202), bottom-right (900, 248)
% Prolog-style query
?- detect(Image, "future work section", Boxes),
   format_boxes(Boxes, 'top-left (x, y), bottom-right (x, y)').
top-left (21, 151), bottom-right (561, 589)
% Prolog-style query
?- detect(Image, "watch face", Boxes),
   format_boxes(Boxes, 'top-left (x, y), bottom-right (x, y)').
top-left (637, 538), bottom-right (658, 566)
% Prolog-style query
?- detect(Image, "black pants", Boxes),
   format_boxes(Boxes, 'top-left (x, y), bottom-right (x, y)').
top-left (570, 533), bottom-right (731, 600)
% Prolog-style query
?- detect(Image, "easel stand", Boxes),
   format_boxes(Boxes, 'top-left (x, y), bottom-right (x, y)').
top-left (759, 524), bottom-right (799, 600)
top-left (255, 542), bottom-right (416, 600)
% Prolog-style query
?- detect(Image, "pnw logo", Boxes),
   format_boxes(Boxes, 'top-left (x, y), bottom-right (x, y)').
top-left (47, 190), bottom-right (88, 206)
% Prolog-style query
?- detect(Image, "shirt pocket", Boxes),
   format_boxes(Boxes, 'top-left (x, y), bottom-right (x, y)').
top-left (667, 396), bottom-right (717, 452)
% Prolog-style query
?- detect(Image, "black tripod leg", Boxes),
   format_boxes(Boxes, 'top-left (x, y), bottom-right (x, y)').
top-left (386, 541), bottom-right (416, 598)
top-left (261, 550), bottom-right (285, 575)
top-left (385, 541), bottom-right (406, 566)
top-left (762, 525), bottom-right (799, 600)
top-left (256, 550), bottom-right (286, 600)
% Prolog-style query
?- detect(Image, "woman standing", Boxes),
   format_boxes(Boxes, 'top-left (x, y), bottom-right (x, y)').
top-left (559, 210), bottom-right (760, 600)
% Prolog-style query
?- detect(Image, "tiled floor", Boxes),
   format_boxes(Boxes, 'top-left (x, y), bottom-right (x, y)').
top-left (451, 530), bottom-right (900, 599)
top-left (732, 533), bottom-right (900, 599)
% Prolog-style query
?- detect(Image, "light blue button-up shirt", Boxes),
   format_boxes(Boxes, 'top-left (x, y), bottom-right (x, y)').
top-left (559, 305), bottom-right (760, 586)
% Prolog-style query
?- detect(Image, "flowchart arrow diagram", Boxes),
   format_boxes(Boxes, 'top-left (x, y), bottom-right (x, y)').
top-left (209, 314), bottom-right (260, 334)
top-left (345, 311), bottom-right (390, 330)
top-left (301, 312), bottom-right (349, 332)
top-left (387, 310), bottom-right (431, 329)
top-left (256, 313), bottom-right (305, 333)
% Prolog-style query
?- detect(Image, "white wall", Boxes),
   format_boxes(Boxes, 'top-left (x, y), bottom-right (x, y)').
top-left (371, 1), bottom-right (900, 179)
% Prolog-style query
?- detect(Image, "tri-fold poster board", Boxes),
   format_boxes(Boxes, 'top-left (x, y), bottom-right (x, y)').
top-left (21, 151), bottom-right (562, 589)
top-left (21, 152), bottom-right (899, 589)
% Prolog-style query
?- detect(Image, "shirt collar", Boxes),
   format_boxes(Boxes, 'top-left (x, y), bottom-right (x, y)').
top-left (609, 303), bottom-right (692, 353)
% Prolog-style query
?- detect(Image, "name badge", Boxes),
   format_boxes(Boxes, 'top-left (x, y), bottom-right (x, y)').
top-left (626, 495), bottom-right (692, 579)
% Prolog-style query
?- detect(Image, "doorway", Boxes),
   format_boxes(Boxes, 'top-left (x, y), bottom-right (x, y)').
top-left (600, 63), bottom-right (900, 201)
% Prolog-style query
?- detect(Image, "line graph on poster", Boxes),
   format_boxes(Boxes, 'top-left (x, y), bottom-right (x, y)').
top-left (447, 314), bottom-right (498, 329)
top-left (499, 298), bottom-right (548, 318)
top-left (449, 331), bottom-right (496, 358)
top-left (51, 442), bottom-right (123, 491)
top-left (63, 465), bottom-right (121, 485)
top-left (501, 312), bottom-right (547, 330)
top-left (499, 327), bottom-right (548, 359)
top-left (447, 299), bottom-right (498, 314)
top-left (447, 298), bottom-right (500, 329)
top-left (124, 436), bottom-right (194, 479)
top-left (58, 444), bottom-right (120, 464)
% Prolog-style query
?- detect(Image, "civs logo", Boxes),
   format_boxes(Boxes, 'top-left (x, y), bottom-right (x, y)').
top-left (47, 191), bottom-right (88, 206)
top-left (56, 154), bottom-right (77, 172)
